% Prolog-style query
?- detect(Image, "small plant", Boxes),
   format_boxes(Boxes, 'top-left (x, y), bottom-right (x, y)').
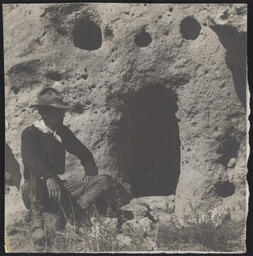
top-left (7, 206), bottom-right (245, 252)
top-left (156, 211), bottom-right (245, 252)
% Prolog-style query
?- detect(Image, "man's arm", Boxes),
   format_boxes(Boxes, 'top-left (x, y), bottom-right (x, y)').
top-left (21, 126), bottom-right (61, 201)
top-left (57, 126), bottom-right (98, 176)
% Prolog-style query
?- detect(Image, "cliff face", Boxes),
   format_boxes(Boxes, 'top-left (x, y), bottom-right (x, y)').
top-left (4, 3), bottom-right (247, 221)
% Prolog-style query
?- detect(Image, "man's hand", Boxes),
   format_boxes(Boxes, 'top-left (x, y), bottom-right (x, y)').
top-left (46, 177), bottom-right (61, 202)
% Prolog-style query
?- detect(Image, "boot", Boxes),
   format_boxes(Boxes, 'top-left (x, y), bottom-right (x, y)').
top-left (76, 207), bottom-right (93, 228)
top-left (56, 206), bottom-right (67, 231)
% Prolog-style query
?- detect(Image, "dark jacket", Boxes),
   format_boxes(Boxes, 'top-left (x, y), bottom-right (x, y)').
top-left (21, 124), bottom-right (98, 181)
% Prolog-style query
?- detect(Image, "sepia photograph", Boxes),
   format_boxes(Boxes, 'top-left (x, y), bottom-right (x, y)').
top-left (3, 3), bottom-right (248, 253)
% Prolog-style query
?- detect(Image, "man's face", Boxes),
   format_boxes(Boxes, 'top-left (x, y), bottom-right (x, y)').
top-left (39, 107), bottom-right (65, 131)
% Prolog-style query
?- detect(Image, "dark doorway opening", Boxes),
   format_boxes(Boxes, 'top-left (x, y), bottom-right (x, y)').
top-left (116, 85), bottom-right (180, 197)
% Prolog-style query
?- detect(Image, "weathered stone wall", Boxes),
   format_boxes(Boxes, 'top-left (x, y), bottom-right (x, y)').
top-left (4, 3), bottom-right (247, 222)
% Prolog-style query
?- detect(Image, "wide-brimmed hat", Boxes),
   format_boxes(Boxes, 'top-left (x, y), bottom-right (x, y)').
top-left (30, 87), bottom-right (72, 110)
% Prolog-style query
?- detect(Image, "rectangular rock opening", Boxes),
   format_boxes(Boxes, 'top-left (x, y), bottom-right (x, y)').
top-left (116, 84), bottom-right (181, 197)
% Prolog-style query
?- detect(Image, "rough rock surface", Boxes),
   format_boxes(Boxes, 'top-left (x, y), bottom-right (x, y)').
top-left (119, 203), bottom-right (148, 221)
top-left (5, 143), bottom-right (21, 189)
top-left (119, 195), bottom-right (175, 224)
top-left (4, 3), bottom-right (247, 224)
top-left (131, 195), bottom-right (175, 213)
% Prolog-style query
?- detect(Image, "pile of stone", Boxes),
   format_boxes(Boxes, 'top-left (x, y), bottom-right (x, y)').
top-left (119, 195), bottom-right (176, 224)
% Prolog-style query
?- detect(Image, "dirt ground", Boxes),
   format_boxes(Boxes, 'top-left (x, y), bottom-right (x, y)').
top-left (5, 185), bottom-right (245, 253)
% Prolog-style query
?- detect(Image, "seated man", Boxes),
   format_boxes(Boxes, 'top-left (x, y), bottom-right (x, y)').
top-left (21, 87), bottom-right (132, 246)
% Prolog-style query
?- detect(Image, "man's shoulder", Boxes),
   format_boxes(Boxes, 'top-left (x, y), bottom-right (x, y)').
top-left (22, 125), bottom-right (42, 137)
top-left (57, 125), bottom-right (73, 136)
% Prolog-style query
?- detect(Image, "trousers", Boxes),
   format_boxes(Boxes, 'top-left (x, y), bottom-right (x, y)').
top-left (21, 172), bottom-right (133, 227)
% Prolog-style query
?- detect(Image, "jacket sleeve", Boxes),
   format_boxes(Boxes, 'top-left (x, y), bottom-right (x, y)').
top-left (57, 126), bottom-right (98, 176)
top-left (21, 127), bottom-right (55, 181)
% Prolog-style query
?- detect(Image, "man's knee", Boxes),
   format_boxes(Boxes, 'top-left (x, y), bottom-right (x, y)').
top-left (95, 174), bottom-right (114, 188)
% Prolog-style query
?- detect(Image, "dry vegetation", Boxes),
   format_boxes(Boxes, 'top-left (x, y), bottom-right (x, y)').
top-left (6, 207), bottom-right (245, 253)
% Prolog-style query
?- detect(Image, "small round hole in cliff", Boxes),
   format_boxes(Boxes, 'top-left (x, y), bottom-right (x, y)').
top-left (73, 17), bottom-right (102, 50)
top-left (115, 85), bottom-right (180, 197)
top-left (215, 181), bottom-right (235, 197)
top-left (180, 16), bottom-right (201, 40)
top-left (217, 135), bottom-right (239, 167)
top-left (135, 29), bottom-right (152, 47)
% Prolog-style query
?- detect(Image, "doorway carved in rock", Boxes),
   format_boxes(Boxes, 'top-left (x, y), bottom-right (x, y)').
top-left (116, 85), bottom-right (181, 197)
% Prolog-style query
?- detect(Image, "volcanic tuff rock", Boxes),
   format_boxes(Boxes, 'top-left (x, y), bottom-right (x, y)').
top-left (5, 143), bottom-right (21, 189)
top-left (4, 3), bottom-right (247, 222)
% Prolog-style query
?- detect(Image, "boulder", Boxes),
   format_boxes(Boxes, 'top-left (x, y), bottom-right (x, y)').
top-left (131, 196), bottom-right (170, 211)
top-left (119, 203), bottom-right (148, 221)
top-left (128, 195), bottom-right (176, 221)
top-left (130, 196), bottom-right (167, 210)
top-left (121, 219), bottom-right (137, 236)
top-left (157, 213), bottom-right (180, 228)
